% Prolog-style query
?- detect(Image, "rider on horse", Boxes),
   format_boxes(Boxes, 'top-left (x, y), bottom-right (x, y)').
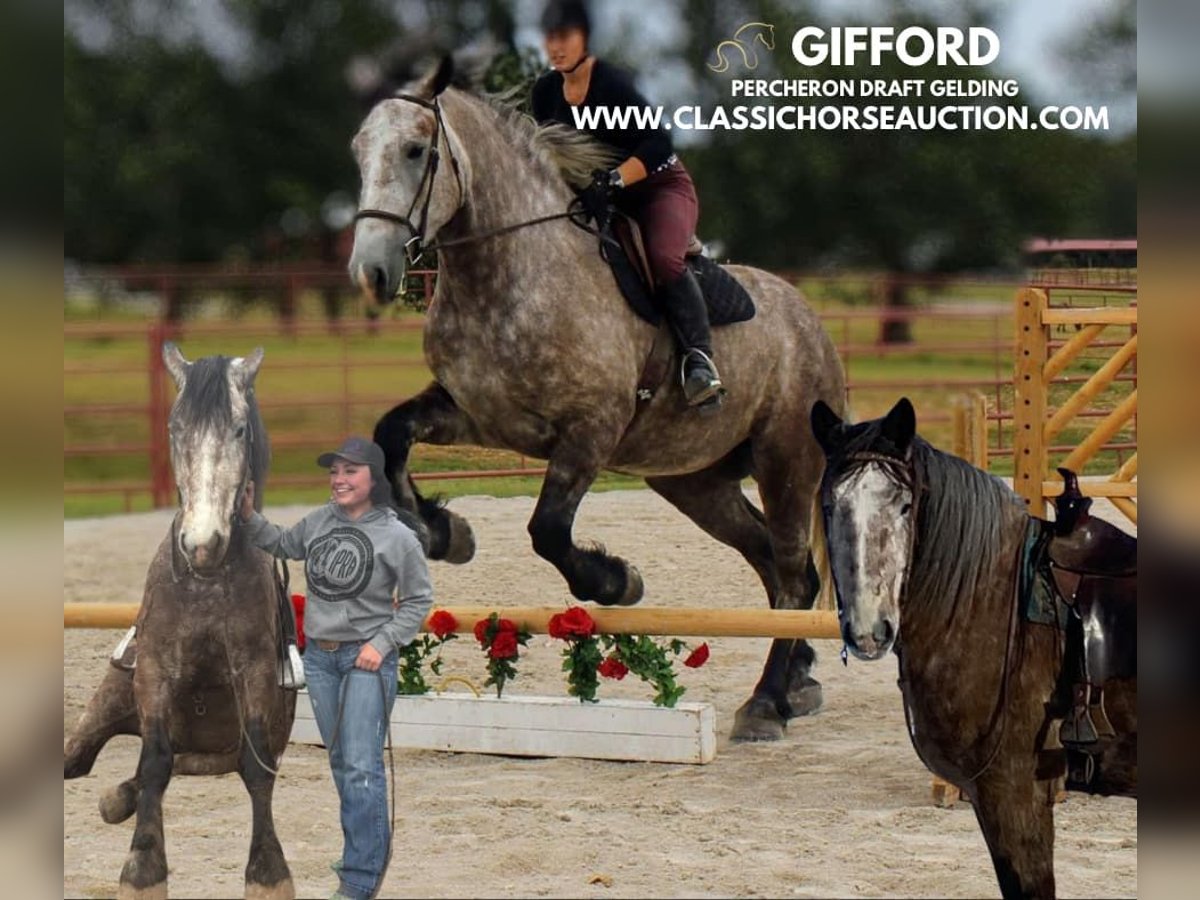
top-left (532, 0), bottom-right (724, 408)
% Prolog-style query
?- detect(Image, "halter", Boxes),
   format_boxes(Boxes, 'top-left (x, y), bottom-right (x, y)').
top-left (352, 92), bottom-right (606, 270)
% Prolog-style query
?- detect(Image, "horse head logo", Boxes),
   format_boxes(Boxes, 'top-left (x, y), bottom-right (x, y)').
top-left (708, 22), bottom-right (776, 73)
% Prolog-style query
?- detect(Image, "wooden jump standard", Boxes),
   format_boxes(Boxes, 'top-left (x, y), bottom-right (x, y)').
top-left (63, 603), bottom-right (842, 639)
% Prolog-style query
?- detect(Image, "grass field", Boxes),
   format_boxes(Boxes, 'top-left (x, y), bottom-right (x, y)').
top-left (64, 275), bottom-right (1136, 517)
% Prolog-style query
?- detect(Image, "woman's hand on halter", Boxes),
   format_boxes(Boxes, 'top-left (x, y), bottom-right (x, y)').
top-left (239, 481), bottom-right (255, 522)
top-left (355, 644), bottom-right (383, 671)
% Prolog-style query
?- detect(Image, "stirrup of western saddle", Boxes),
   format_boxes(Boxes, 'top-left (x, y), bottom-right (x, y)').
top-left (1060, 681), bottom-right (1117, 746)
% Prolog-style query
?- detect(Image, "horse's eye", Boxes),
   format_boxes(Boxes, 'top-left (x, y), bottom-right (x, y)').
top-left (234, 426), bottom-right (245, 439)
top-left (900, 503), bottom-right (912, 516)
top-left (406, 144), bottom-right (424, 161)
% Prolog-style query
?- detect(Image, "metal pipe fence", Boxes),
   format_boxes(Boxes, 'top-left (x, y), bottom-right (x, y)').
top-left (63, 267), bottom-right (1135, 512)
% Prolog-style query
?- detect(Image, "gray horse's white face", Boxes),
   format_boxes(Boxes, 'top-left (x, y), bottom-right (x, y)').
top-left (164, 344), bottom-right (263, 572)
top-left (348, 71), bottom-right (464, 307)
top-left (813, 398), bottom-right (918, 661)
top-left (824, 462), bottom-right (913, 660)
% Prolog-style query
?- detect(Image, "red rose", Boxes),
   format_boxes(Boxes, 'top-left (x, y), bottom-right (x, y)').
top-left (428, 609), bottom-right (458, 640)
top-left (473, 618), bottom-right (490, 645)
top-left (548, 606), bottom-right (596, 639)
top-left (489, 630), bottom-right (519, 659)
top-left (290, 594), bottom-right (306, 650)
top-left (684, 643), bottom-right (710, 668)
top-left (496, 617), bottom-right (518, 634)
top-left (598, 656), bottom-right (629, 680)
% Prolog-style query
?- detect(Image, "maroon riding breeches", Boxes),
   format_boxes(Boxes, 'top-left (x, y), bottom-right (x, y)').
top-left (616, 161), bottom-right (699, 285)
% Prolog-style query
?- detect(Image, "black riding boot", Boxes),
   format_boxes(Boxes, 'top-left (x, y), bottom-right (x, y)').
top-left (660, 269), bottom-right (725, 408)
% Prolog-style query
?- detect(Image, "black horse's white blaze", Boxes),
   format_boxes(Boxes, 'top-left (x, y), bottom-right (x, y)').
top-left (827, 462), bottom-right (912, 659)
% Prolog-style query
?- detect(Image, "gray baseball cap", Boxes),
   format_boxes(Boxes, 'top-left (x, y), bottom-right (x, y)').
top-left (316, 436), bottom-right (385, 472)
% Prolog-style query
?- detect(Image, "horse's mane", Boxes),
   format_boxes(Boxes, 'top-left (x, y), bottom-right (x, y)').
top-left (451, 85), bottom-right (619, 189)
top-left (174, 356), bottom-right (270, 504)
top-left (906, 438), bottom-right (1026, 615)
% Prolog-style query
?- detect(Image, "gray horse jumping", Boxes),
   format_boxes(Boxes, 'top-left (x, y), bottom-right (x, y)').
top-left (350, 58), bottom-right (845, 740)
top-left (64, 345), bottom-right (295, 900)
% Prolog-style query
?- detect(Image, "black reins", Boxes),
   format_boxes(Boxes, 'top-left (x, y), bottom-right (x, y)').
top-left (352, 93), bottom-right (606, 267)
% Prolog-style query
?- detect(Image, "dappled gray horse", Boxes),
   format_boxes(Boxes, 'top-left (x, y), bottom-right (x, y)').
top-left (349, 57), bottom-right (845, 740)
top-left (65, 345), bottom-right (295, 900)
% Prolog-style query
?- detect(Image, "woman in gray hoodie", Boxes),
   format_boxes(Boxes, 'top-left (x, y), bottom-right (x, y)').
top-left (240, 436), bottom-right (432, 900)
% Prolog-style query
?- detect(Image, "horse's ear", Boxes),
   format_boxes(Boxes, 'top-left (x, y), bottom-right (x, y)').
top-left (882, 397), bottom-right (916, 450)
top-left (231, 347), bottom-right (265, 388)
top-left (163, 342), bottom-right (191, 388)
top-left (415, 54), bottom-right (454, 99)
top-left (811, 400), bottom-right (843, 452)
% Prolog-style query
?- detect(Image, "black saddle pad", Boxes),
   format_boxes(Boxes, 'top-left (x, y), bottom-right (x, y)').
top-left (603, 233), bottom-right (756, 328)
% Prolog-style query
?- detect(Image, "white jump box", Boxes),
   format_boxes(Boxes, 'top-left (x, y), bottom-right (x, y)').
top-left (291, 691), bottom-right (717, 765)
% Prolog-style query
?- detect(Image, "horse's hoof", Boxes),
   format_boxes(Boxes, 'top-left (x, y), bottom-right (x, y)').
top-left (786, 677), bottom-right (824, 718)
top-left (730, 697), bottom-right (786, 742)
top-left (615, 564), bottom-right (644, 606)
top-left (99, 780), bottom-right (138, 824)
top-left (442, 511), bottom-right (476, 564)
top-left (245, 877), bottom-right (296, 900)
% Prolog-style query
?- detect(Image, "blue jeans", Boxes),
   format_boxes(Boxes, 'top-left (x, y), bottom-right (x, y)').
top-left (305, 641), bottom-right (398, 900)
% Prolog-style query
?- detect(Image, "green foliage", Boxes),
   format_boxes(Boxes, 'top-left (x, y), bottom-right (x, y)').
top-left (561, 635), bottom-right (604, 703)
top-left (396, 633), bottom-right (456, 695)
top-left (607, 634), bottom-right (688, 708)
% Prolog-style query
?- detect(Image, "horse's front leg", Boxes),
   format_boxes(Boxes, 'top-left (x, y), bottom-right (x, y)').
top-left (65, 661), bottom-right (139, 779)
top-left (528, 443), bottom-right (643, 606)
top-left (118, 693), bottom-right (172, 900)
top-left (238, 717), bottom-right (294, 900)
top-left (373, 381), bottom-right (480, 562)
top-left (968, 772), bottom-right (1057, 899)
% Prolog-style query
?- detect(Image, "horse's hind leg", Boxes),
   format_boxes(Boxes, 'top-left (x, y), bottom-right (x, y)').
top-left (373, 382), bottom-right (480, 562)
top-left (239, 718), bottom-right (294, 900)
top-left (65, 663), bottom-right (139, 779)
top-left (752, 445), bottom-right (826, 719)
top-left (117, 714), bottom-right (172, 900)
top-left (968, 775), bottom-right (1057, 899)
top-left (647, 465), bottom-right (796, 741)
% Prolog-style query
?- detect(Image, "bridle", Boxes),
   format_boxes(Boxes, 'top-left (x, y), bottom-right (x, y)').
top-left (352, 93), bottom-right (605, 270)
top-left (820, 449), bottom-right (922, 660)
top-left (353, 94), bottom-right (464, 266)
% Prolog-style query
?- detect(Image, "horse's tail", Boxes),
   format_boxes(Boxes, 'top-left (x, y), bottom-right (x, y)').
top-left (809, 492), bottom-right (836, 612)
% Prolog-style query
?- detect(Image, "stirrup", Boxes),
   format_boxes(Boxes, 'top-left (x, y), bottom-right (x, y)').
top-left (280, 643), bottom-right (306, 690)
top-left (111, 625), bottom-right (137, 671)
top-left (680, 349), bottom-right (726, 407)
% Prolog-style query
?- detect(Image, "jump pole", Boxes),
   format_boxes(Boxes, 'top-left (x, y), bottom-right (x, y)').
top-left (63, 602), bottom-right (841, 639)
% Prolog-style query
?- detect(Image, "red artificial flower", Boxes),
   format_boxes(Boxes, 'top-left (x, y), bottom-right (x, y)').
top-left (473, 618), bottom-right (490, 645)
top-left (597, 656), bottom-right (629, 680)
top-left (428, 609), bottom-right (458, 640)
top-left (683, 642), bottom-right (710, 668)
top-left (290, 594), bottom-right (306, 650)
top-left (489, 630), bottom-right (519, 660)
top-left (548, 606), bottom-right (596, 640)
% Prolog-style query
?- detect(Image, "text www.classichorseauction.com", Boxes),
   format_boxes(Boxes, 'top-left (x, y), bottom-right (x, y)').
top-left (574, 24), bottom-right (1111, 133)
